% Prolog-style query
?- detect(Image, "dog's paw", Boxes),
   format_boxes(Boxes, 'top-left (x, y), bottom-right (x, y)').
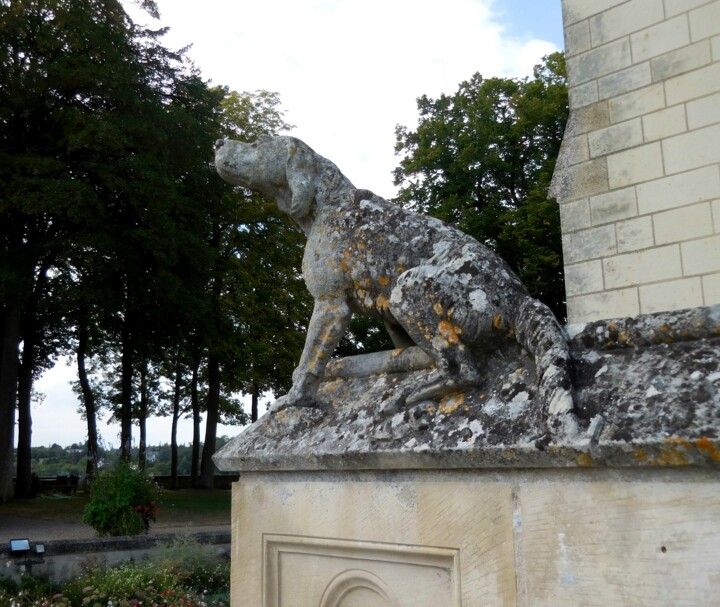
top-left (270, 393), bottom-right (318, 414)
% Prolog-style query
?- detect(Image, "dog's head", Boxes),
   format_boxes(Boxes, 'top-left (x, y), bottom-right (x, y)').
top-left (214, 136), bottom-right (320, 225)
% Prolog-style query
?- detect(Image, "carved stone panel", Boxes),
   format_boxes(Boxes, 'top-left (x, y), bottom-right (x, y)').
top-left (263, 535), bottom-right (459, 607)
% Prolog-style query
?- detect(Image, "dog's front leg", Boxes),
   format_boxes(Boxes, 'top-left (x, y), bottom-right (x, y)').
top-left (272, 296), bottom-right (351, 412)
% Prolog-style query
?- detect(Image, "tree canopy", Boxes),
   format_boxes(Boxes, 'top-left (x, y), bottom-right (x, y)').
top-left (0, 0), bottom-right (309, 499)
top-left (393, 52), bottom-right (568, 319)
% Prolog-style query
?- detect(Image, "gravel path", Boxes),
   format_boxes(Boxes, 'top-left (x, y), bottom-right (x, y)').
top-left (1, 514), bottom-right (229, 542)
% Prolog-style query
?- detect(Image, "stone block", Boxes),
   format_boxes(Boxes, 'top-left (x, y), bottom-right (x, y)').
top-left (229, 473), bottom-right (516, 606)
top-left (568, 81), bottom-right (599, 109)
top-left (653, 202), bottom-right (714, 244)
top-left (617, 215), bottom-right (655, 253)
top-left (666, 62), bottom-right (720, 105)
top-left (636, 165), bottom-right (720, 214)
top-left (559, 198), bottom-right (591, 233)
top-left (607, 143), bottom-right (664, 189)
top-left (566, 287), bottom-right (639, 322)
top-left (599, 63), bottom-right (652, 100)
top-left (690, 1), bottom-right (720, 41)
top-left (662, 122), bottom-right (720, 175)
top-left (550, 157), bottom-right (609, 203)
top-left (567, 39), bottom-right (632, 85)
top-left (589, 0), bottom-right (665, 47)
top-left (687, 91), bottom-right (720, 129)
top-left (603, 245), bottom-right (682, 289)
top-left (562, 224), bottom-right (617, 264)
top-left (566, 101), bottom-right (611, 135)
top-left (714, 199), bottom-right (720, 232)
top-left (630, 14), bottom-right (690, 62)
top-left (562, 0), bottom-right (628, 26)
top-left (639, 277), bottom-right (704, 313)
top-left (588, 119), bottom-right (643, 158)
top-left (682, 234), bottom-right (720, 274)
top-left (642, 105), bottom-right (688, 142)
top-left (703, 272), bottom-right (720, 304)
top-left (651, 40), bottom-right (713, 82)
top-left (564, 20), bottom-right (591, 56)
top-left (519, 476), bottom-right (720, 606)
top-left (558, 134), bottom-right (590, 167)
top-left (664, 0), bottom-right (715, 18)
top-left (564, 260), bottom-right (604, 296)
top-left (714, 34), bottom-right (720, 60)
top-left (608, 83), bottom-right (665, 124)
top-left (589, 186), bottom-right (638, 225)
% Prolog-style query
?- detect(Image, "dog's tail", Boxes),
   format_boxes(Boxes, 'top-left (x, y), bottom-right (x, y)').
top-left (513, 297), bottom-right (578, 439)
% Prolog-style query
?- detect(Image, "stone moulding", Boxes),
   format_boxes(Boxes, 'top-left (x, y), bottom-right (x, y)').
top-left (214, 305), bottom-right (720, 472)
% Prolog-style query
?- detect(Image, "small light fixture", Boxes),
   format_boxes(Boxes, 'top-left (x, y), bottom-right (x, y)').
top-left (9, 539), bottom-right (30, 555)
top-left (34, 544), bottom-right (45, 556)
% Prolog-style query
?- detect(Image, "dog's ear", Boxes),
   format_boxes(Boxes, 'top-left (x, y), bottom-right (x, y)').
top-left (284, 139), bottom-right (317, 219)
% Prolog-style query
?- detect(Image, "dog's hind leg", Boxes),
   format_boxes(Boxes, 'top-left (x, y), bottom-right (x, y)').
top-left (272, 296), bottom-right (352, 412)
top-left (386, 266), bottom-right (484, 407)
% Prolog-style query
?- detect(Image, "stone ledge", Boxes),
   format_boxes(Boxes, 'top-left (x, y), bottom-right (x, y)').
top-left (214, 305), bottom-right (720, 472)
top-left (0, 531), bottom-right (231, 558)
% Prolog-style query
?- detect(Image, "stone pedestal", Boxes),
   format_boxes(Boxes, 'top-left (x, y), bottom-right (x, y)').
top-left (214, 307), bottom-right (720, 606)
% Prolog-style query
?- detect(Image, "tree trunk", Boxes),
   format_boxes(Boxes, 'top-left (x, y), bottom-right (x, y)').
top-left (0, 304), bottom-right (21, 502)
top-left (170, 358), bottom-right (181, 490)
top-left (199, 354), bottom-right (220, 489)
top-left (77, 323), bottom-right (98, 484)
top-left (190, 354), bottom-right (201, 487)
top-left (120, 323), bottom-right (133, 460)
top-left (137, 361), bottom-right (148, 470)
top-left (251, 382), bottom-right (259, 423)
top-left (15, 353), bottom-right (33, 499)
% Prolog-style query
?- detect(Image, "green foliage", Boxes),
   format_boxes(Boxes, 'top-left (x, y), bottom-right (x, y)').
top-left (82, 462), bottom-right (161, 536)
top-left (0, 575), bottom-right (66, 607)
top-left (59, 536), bottom-right (228, 607)
top-left (394, 52), bottom-right (569, 319)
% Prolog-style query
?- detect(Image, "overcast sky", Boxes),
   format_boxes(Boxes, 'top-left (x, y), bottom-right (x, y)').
top-left (31, 0), bottom-right (564, 448)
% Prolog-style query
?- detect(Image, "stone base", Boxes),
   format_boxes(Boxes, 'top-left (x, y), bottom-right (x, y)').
top-left (230, 468), bottom-right (719, 607)
top-left (216, 308), bottom-right (720, 605)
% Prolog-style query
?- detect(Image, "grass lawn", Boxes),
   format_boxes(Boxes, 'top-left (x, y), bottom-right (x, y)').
top-left (0, 488), bottom-right (231, 527)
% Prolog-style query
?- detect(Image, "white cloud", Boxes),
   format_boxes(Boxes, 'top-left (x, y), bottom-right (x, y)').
top-left (124, 0), bottom-right (559, 196)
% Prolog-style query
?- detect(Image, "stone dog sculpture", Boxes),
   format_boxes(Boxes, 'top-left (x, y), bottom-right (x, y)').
top-left (215, 135), bottom-right (576, 434)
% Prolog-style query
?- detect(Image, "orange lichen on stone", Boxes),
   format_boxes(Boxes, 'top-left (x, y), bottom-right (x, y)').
top-left (439, 392), bottom-right (464, 414)
top-left (377, 275), bottom-right (390, 287)
top-left (438, 320), bottom-right (463, 345)
top-left (575, 453), bottom-right (593, 467)
top-left (339, 249), bottom-right (352, 273)
top-left (656, 449), bottom-right (689, 466)
top-left (633, 449), bottom-right (648, 462)
top-left (433, 301), bottom-right (444, 316)
top-left (665, 436), bottom-right (692, 450)
top-left (492, 313), bottom-right (504, 330)
top-left (375, 294), bottom-right (390, 311)
top-left (696, 437), bottom-right (720, 462)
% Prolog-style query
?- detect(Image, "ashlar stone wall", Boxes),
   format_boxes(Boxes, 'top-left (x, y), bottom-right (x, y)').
top-left (552, 0), bottom-right (720, 323)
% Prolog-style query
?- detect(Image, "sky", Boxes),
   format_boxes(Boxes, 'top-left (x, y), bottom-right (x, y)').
top-left (29, 0), bottom-right (564, 449)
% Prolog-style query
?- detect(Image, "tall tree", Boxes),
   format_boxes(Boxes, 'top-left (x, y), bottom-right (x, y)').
top-left (394, 52), bottom-right (568, 318)
top-left (0, 0), bottom-right (148, 499)
top-left (197, 89), bottom-right (310, 488)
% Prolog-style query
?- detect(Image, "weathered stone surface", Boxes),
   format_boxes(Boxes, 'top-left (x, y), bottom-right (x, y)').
top-left (214, 136), bottom-right (575, 436)
top-left (214, 305), bottom-right (720, 472)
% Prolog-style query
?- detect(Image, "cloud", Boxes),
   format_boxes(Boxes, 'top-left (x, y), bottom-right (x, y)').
top-left (124, 0), bottom-right (559, 195)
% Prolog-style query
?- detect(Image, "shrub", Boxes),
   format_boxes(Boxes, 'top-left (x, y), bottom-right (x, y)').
top-left (61, 539), bottom-right (229, 607)
top-left (82, 461), bottom-right (161, 536)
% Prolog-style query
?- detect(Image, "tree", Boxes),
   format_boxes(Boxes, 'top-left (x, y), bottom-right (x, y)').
top-left (197, 89), bottom-right (311, 488)
top-left (0, 0), bottom-right (152, 499)
top-left (393, 52), bottom-right (568, 319)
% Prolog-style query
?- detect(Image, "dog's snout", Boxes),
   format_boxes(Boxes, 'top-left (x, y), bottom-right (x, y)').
top-left (214, 138), bottom-right (226, 151)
